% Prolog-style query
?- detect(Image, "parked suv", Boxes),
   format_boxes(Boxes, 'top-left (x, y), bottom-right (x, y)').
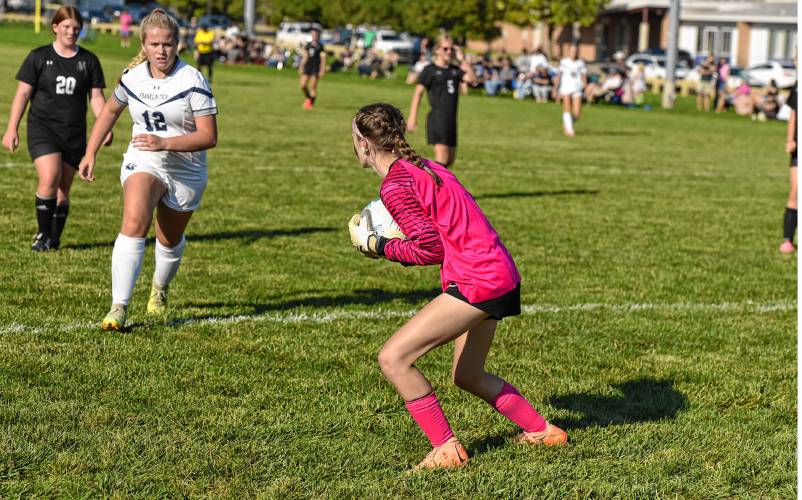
top-left (626, 53), bottom-right (689, 80)
top-left (276, 22), bottom-right (323, 48)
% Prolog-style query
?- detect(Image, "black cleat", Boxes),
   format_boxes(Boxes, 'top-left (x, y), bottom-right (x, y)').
top-left (31, 233), bottom-right (54, 252)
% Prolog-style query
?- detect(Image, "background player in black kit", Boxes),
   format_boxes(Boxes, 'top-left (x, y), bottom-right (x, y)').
top-left (779, 78), bottom-right (797, 254)
top-left (299, 28), bottom-right (326, 109)
top-left (2, 6), bottom-right (111, 251)
top-left (407, 34), bottom-right (476, 168)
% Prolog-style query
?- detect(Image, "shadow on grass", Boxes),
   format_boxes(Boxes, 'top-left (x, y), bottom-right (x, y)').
top-left (63, 226), bottom-right (336, 250)
top-left (548, 377), bottom-right (688, 430)
top-left (123, 288), bottom-right (442, 331)
top-left (580, 129), bottom-right (651, 137)
top-left (474, 189), bottom-right (599, 200)
top-left (185, 288), bottom-right (440, 314)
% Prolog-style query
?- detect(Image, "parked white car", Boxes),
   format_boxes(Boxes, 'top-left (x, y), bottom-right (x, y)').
top-left (276, 22), bottom-right (323, 48)
top-left (745, 61), bottom-right (796, 89)
top-left (354, 28), bottom-right (414, 62)
top-left (626, 53), bottom-right (689, 80)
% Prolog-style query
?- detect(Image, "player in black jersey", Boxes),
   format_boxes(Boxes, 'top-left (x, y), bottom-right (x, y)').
top-left (407, 34), bottom-right (476, 168)
top-left (2, 6), bottom-right (111, 252)
top-left (299, 28), bottom-right (326, 109)
top-left (779, 79), bottom-right (798, 254)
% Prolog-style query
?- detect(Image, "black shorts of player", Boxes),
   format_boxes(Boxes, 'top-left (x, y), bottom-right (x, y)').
top-left (791, 150), bottom-right (797, 167)
top-left (302, 61), bottom-right (320, 76)
top-left (198, 52), bottom-right (215, 67)
top-left (426, 111), bottom-right (457, 147)
top-left (445, 283), bottom-right (521, 321)
top-left (27, 119), bottom-right (85, 168)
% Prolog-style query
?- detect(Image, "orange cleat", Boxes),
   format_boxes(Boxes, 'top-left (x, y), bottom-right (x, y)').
top-left (303, 98), bottom-right (313, 109)
top-left (414, 438), bottom-right (469, 470)
top-left (513, 423), bottom-right (568, 446)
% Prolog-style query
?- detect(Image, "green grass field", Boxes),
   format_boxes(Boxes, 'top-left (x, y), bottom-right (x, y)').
top-left (0, 23), bottom-right (796, 497)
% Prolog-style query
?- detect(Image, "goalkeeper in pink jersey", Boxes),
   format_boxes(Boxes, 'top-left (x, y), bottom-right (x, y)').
top-left (347, 103), bottom-right (567, 470)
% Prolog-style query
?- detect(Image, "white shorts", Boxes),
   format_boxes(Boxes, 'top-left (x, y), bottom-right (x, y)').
top-left (119, 157), bottom-right (207, 212)
top-left (559, 86), bottom-right (583, 98)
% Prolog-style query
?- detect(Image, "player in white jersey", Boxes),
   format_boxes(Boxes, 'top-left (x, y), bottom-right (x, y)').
top-left (78, 9), bottom-right (218, 331)
top-left (552, 46), bottom-right (586, 137)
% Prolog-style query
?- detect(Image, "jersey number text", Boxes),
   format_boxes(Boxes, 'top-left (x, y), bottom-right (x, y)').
top-left (142, 111), bottom-right (167, 132)
top-left (55, 76), bottom-right (77, 95)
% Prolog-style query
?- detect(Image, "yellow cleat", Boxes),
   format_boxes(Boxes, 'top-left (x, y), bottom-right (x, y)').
top-left (147, 284), bottom-right (168, 315)
top-left (101, 304), bottom-right (127, 332)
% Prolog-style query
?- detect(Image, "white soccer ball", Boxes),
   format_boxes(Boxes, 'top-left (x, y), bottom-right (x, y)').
top-left (361, 198), bottom-right (405, 239)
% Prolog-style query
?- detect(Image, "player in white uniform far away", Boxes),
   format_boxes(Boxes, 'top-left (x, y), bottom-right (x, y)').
top-left (552, 45), bottom-right (587, 137)
top-left (78, 9), bottom-right (218, 331)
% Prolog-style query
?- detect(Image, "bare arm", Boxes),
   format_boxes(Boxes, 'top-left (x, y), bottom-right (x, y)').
top-left (787, 109), bottom-right (797, 154)
top-left (2, 81), bottom-right (33, 152)
top-left (89, 88), bottom-right (114, 146)
top-left (407, 84), bottom-right (425, 132)
top-left (132, 114), bottom-right (217, 153)
top-left (319, 52), bottom-right (327, 77)
top-left (455, 46), bottom-right (477, 86)
top-left (78, 96), bottom-right (127, 181)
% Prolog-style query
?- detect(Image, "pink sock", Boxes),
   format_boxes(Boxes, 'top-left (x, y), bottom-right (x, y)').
top-left (405, 392), bottom-right (455, 447)
top-left (491, 382), bottom-right (548, 433)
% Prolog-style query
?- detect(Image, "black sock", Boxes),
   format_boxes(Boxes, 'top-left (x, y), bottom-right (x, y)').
top-left (783, 207), bottom-right (797, 242)
top-left (35, 195), bottom-right (56, 237)
top-left (302, 88), bottom-right (311, 99)
top-left (52, 203), bottom-right (69, 243)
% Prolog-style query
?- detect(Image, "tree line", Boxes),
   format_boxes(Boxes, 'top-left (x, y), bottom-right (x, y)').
top-left (169, 0), bottom-right (608, 41)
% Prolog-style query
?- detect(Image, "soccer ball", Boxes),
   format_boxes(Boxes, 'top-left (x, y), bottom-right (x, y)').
top-left (361, 198), bottom-right (405, 239)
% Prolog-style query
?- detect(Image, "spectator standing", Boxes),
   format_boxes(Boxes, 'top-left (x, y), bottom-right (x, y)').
top-left (194, 23), bottom-right (215, 83)
top-left (119, 9), bottom-right (132, 48)
top-left (696, 55), bottom-right (716, 112)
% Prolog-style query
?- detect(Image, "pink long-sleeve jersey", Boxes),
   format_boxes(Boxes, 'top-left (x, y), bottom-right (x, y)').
top-left (379, 158), bottom-right (521, 303)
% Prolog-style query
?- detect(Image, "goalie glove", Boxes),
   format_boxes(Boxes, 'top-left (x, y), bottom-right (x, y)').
top-left (349, 213), bottom-right (382, 259)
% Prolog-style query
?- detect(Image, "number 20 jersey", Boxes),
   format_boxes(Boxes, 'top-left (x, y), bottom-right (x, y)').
top-left (113, 60), bottom-right (217, 172)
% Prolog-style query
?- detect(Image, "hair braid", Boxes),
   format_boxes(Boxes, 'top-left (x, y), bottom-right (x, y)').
top-left (354, 102), bottom-right (442, 185)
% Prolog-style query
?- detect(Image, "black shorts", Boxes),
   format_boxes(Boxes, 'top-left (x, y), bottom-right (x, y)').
top-left (302, 62), bottom-right (320, 76)
top-left (27, 120), bottom-right (84, 168)
top-left (445, 283), bottom-right (521, 321)
top-left (426, 112), bottom-right (457, 147)
top-left (791, 150), bottom-right (797, 167)
top-left (198, 52), bottom-right (215, 67)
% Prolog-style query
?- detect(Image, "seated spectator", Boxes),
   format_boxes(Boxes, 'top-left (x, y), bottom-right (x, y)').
top-left (484, 67), bottom-right (503, 96)
top-left (760, 80), bottom-right (781, 120)
top-left (532, 66), bottom-right (552, 102)
top-left (498, 58), bottom-right (518, 92)
top-left (732, 82), bottom-right (755, 116)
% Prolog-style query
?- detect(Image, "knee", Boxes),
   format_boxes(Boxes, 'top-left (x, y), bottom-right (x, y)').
top-left (121, 213), bottom-right (151, 237)
top-left (377, 347), bottom-right (403, 380)
top-left (452, 366), bottom-right (482, 391)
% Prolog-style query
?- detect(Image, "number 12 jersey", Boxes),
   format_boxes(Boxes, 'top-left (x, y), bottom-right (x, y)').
top-left (113, 60), bottom-right (217, 172)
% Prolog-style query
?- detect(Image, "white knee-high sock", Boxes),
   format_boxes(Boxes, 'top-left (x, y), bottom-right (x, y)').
top-left (153, 236), bottom-right (185, 289)
top-left (111, 233), bottom-right (146, 306)
top-left (562, 112), bottom-right (574, 133)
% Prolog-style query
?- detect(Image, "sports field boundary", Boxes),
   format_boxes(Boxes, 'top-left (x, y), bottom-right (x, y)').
top-left (0, 300), bottom-right (794, 334)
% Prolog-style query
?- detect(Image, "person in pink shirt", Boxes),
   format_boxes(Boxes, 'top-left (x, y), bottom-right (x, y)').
top-left (119, 10), bottom-right (133, 48)
top-left (348, 103), bottom-right (567, 470)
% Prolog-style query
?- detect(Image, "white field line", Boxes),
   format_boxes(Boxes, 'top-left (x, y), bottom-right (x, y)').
top-left (0, 161), bottom-right (786, 178)
top-left (0, 300), bottom-right (794, 334)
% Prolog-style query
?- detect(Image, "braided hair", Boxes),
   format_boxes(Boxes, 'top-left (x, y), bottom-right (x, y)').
top-left (353, 103), bottom-right (442, 186)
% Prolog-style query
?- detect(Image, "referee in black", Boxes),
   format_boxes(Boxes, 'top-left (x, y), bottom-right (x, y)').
top-left (407, 34), bottom-right (477, 168)
top-left (2, 6), bottom-right (111, 251)
top-left (299, 27), bottom-right (326, 109)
